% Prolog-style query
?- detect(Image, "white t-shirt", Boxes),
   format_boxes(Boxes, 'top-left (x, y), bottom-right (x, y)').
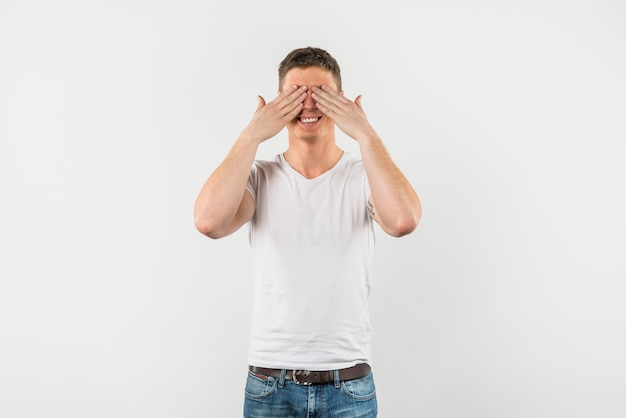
top-left (245, 152), bottom-right (375, 370)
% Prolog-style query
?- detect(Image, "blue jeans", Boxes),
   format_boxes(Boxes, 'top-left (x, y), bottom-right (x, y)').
top-left (243, 369), bottom-right (378, 417)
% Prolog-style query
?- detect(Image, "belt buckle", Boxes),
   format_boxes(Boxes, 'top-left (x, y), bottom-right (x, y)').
top-left (292, 370), bottom-right (312, 386)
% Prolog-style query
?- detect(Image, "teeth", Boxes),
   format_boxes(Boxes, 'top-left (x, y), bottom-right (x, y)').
top-left (301, 117), bottom-right (318, 123)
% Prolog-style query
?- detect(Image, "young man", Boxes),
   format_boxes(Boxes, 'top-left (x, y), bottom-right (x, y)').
top-left (194, 47), bottom-right (421, 417)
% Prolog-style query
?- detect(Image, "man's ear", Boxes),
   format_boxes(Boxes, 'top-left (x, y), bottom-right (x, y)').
top-left (341, 90), bottom-right (344, 96)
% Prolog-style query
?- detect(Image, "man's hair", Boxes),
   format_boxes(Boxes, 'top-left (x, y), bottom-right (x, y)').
top-left (278, 47), bottom-right (342, 92)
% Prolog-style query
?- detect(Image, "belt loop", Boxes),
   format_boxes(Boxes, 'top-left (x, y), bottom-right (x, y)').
top-left (333, 369), bottom-right (340, 389)
top-left (278, 369), bottom-right (287, 388)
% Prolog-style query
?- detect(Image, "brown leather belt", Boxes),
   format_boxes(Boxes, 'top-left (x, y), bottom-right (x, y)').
top-left (249, 363), bottom-right (370, 386)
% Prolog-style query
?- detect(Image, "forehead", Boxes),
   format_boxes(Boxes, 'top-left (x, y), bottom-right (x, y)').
top-left (282, 67), bottom-right (337, 89)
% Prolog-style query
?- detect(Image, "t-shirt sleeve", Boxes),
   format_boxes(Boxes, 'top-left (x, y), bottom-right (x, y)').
top-left (363, 172), bottom-right (371, 200)
top-left (245, 162), bottom-right (258, 202)
top-left (359, 160), bottom-right (371, 202)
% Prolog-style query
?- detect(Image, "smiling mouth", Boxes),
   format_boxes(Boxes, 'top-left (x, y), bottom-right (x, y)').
top-left (298, 116), bottom-right (321, 123)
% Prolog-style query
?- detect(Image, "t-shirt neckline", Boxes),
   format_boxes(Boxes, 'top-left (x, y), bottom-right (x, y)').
top-left (278, 151), bottom-right (348, 180)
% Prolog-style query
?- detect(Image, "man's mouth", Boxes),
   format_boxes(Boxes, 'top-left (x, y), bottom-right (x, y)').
top-left (298, 116), bottom-right (321, 123)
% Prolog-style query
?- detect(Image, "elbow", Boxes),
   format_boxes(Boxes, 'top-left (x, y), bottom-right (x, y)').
top-left (194, 216), bottom-right (227, 239)
top-left (389, 219), bottom-right (418, 237)
top-left (386, 211), bottom-right (421, 237)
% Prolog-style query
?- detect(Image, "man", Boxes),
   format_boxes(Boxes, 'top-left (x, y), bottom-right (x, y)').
top-left (194, 47), bottom-right (421, 417)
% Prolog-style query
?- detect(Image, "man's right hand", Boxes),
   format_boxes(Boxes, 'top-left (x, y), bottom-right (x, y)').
top-left (242, 85), bottom-right (308, 143)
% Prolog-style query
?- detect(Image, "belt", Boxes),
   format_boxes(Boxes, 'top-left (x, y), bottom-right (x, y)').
top-left (248, 363), bottom-right (371, 386)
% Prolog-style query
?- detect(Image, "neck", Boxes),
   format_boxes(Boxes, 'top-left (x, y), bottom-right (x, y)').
top-left (283, 140), bottom-right (344, 179)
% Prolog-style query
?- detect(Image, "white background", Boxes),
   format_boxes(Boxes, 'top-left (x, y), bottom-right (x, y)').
top-left (1, 0), bottom-right (625, 417)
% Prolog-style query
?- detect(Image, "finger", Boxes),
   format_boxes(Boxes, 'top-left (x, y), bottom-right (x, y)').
top-left (355, 95), bottom-right (363, 109)
top-left (274, 85), bottom-right (305, 102)
top-left (317, 85), bottom-right (350, 103)
top-left (282, 101), bottom-right (304, 121)
top-left (312, 86), bottom-right (350, 113)
top-left (313, 99), bottom-right (336, 120)
top-left (256, 95), bottom-right (266, 110)
top-left (269, 86), bottom-right (305, 114)
top-left (312, 91), bottom-right (342, 115)
top-left (278, 86), bottom-right (307, 116)
top-left (311, 85), bottom-right (333, 102)
top-left (282, 85), bottom-right (308, 106)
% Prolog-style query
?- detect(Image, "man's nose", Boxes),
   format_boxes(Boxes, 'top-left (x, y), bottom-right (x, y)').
top-left (303, 90), bottom-right (317, 110)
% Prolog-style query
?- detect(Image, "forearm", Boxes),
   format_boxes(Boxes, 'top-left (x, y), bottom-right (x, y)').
top-left (358, 132), bottom-right (421, 237)
top-left (194, 134), bottom-right (259, 237)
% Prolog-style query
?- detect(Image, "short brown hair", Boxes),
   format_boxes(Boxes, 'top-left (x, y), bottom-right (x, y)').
top-left (278, 47), bottom-right (342, 92)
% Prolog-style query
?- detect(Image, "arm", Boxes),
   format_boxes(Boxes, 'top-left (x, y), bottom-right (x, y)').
top-left (312, 86), bottom-right (421, 237)
top-left (193, 135), bottom-right (258, 239)
top-left (194, 85), bottom-right (308, 239)
top-left (360, 131), bottom-right (421, 237)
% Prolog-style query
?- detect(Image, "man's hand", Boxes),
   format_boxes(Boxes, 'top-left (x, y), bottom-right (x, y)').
top-left (242, 85), bottom-right (308, 143)
top-left (311, 85), bottom-right (376, 142)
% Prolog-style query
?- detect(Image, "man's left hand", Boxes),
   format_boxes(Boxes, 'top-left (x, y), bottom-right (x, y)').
top-left (312, 85), bottom-right (375, 142)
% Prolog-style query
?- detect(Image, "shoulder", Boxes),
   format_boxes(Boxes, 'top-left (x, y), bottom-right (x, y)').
top-left (248, 156), bottom-right (287, 189)
top-left (251, 156), bottom-right (283, 176)
top-left (338, 152), bottom-right (367, 178)
top-left (252, 158), bottom-right (280, 171)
